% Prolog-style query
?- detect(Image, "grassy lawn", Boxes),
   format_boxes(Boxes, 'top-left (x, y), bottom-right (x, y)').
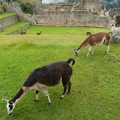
top-left (0, 27), bottom-right (120, 120)
top-left (0, 21), bottom-right (30, 35)
top-left (0, 5), bottom-right (3, 7)
top-left (0, 12), bottom-right (16, 19)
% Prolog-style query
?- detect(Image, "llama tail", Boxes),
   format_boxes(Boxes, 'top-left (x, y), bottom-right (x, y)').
top-left (108, 32), bottom-right (113, 36)
top-left (67, 58), bottom-right (75, 66)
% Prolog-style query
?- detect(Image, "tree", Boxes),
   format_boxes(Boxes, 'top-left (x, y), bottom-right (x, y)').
top-left (102, 0), bottom-right (120, 8)
top-left (116, 16), bottom-right (120, 26)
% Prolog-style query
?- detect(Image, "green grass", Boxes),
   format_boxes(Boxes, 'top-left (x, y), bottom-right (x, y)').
top-left (0, 12), bottom-right (16, 19)
top-left (0, 5), bottom-right (3, 7)
top-left (0, 21), bottom-right (30, 35)
top-left (0, 27), bottom-right (120, 120)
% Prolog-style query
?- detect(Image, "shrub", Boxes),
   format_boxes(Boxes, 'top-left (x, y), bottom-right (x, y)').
top-left (19, 1), bottom-right (34, 14)
top-left (116, 16), bottom-right (120, 26)
top-left (91, 12), bottom-right (98, 16)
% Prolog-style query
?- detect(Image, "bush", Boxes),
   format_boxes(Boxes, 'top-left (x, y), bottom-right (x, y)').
top-left (19, 1), bottom-right (34, 14)
top-left (91, 12), bottom-right (98, 16)
top-left (6, 0), bottom-right (18, 2)
top-left (116, 16), bottom-right (120, 26)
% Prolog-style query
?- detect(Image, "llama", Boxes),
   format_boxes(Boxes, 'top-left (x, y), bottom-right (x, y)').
top-left (74, 32), bottom-right (112, 57)
top-left (21, 32), bottom-right (26, 35)
top-left (2, 58), bottom-right (75, 115)
top-left (86, 32), bottom-right (92, 36)
top-left (36, 31), bottom-right (42, 35)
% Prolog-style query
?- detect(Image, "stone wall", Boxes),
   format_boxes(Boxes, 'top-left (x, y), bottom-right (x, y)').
top-left (111, 27), bottom-right (120, 43)
top-left (0, 5), bottom-right (4, 13)
top-left (0, 15), bottom-right (18, 28)
top-left (1, 0), bottom-right (108, 27)
top-left (35, 10), bottom-right (108, 27)
top-left (109, 8), bottom-right (120, 17)
top-left (33, 1), bottom-right (108, 27)
top-left (83, 0), bottom-right (100, 12)
top-left (11, 23), bottom-right (30, 35)
top-left (2, 1), bottom-right (37, 25)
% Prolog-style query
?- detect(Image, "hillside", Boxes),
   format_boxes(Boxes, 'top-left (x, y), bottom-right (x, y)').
top-left (100, 0), bottom-right (120, 9)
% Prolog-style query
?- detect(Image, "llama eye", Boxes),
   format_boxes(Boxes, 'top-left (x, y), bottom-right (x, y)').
top-left (9, 105), bottom-right (13, 110)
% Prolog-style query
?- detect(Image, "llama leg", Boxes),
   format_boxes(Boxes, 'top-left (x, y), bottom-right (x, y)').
top-left (35, 90), bottom-right (40, 101)
top-left (67, 81), bottom-right (71, 94)
top-left (106, 45), bottom-right (110, 54)
top-left (74, 49), bottom-right (78, 56)
top-left (60, 86), bottom-right (67, 99)
top-left (42, 88), bottom-right (51, 104)
top-left (61, 76), bottom-right (71, 99)
top-left (91, 46), bottom-right (94, 55)
top-left (86, 46), bottom-right (93, 57)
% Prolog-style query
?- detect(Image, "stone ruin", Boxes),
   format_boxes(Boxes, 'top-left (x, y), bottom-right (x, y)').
top-left (32, 0), bottom-right (108, 27)
top-left (1, 0), bottom-right (119, 28)
top-left (111, 27), bottom-right (120, 43)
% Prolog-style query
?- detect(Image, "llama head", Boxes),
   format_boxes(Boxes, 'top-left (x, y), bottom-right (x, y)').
top-left (2, 99), bottom-right (16, 115)
top-left (73, 49), bottom-right (78, 56)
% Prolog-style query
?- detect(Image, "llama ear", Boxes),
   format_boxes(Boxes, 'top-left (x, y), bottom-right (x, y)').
top-left (2, 99), bottom-right (9, 102)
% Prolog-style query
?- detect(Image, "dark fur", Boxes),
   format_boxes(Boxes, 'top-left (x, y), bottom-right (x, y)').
top-left (10, 58), bottom-right (75, 102)
top-left (11, 88), bottom-right (24, 102)
top-left (3, 58), bottom-right (75, 115)
top-left (23, 58), bottom-right (75, 87)
top-left (21, 32), bottom-right (26, 35)
top-left (86, 32), bottom-right (92, 36)
top-left (36, 31), bottom-right (42, 35)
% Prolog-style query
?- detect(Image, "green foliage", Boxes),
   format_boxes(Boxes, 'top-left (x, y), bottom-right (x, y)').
top-left (91, 12), bottom-right (98, 16)
top-left (116, 16), bottom-right (120, 25)
top-left (0, 27), bottom-right (120, 120)
top-left (4, 0), bottom-right (34, 14)
top-left (19, 1), bottom-right (34, 14)
top-left (6, 0), bottom-right (20, 2)
top-left (101, 0), bottom-right (120, 9)
top-left (0, 12), bottom-right (16, 19)
top-left (6, 0), bottom-right (11, 2)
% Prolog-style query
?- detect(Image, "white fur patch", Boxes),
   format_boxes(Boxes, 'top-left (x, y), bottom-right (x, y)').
top-left (95, 36), bottom-right (106, 46)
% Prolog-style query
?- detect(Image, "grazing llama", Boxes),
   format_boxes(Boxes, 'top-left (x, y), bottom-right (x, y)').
top-left (21, 31), bottom-right (26, 35)
top-left (36, 31), bottom-right (42, 35)
top-left (2, 58), bottom-right (75, 115)
top-left (86, 32), bottom-right (92, 36)
top-left (74, 32), bottom-right (112, 57)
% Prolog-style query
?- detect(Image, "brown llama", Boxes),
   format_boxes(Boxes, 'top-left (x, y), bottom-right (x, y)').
top-left (74, 32), bottom-right (113, 57)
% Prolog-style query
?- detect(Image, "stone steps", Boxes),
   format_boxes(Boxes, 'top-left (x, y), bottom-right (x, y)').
top-left (0, 5), bottom-right (5, 13)
top-left (0, 21), bottom-right (30, 35)
top-left (0, 12), bottom-right (19, 28)
top-left (0, 5), bottom-right (30, 35)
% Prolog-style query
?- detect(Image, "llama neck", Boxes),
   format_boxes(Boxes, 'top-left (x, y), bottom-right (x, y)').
top-left (11, 87), bottom-right (28, 104)
top-left (77, 40), bottom-right (87, 52)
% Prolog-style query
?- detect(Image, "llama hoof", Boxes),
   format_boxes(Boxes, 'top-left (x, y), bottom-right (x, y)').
top-left (60, 97), bottom-right (63, 99)
top-left (60, 95), bottom-right (64, 99)
top-left (104, 52), bottom-right (107, 55)
top-left (49, 102), bottom-right (51, 105)
top-left (34, 99), bottom-right (38, 102)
